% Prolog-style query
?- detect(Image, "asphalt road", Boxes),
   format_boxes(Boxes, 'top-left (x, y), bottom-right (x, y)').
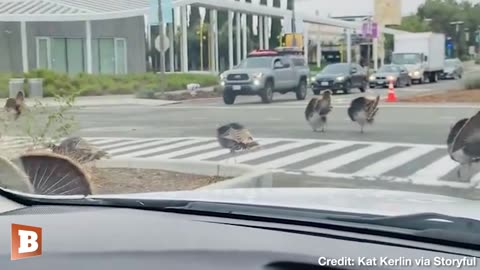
top-left (57, 77), bottom-right (480, 192)
top-left (71, 78), bottom-right (469, 145)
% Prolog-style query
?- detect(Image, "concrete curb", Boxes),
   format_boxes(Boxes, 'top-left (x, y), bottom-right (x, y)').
top-left (93, 158), bottom-right (273, 189)
top-left (24, 99), bottom-right (181, 108)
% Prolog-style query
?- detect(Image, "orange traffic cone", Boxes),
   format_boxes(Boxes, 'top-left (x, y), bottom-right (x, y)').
top-left (386, 80), bottom-right (397, 102)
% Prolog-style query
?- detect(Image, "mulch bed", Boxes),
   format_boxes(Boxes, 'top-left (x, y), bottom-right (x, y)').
top-left (399, 89), bottom-right (480, 103)
top-left (89, 167), bottom-right (227, 194)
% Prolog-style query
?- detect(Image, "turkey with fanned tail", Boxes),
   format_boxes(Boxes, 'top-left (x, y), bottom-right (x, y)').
top-left (347, 95), bottom-right (380, 133)
top-left (216, 123), bottom-right (259, 163)
top-left (447, 112), bottom-right (480, 182)
top-left (305, 90), bottom-right (333, 133)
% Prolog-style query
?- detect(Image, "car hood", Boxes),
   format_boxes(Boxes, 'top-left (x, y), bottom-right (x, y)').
top-left (224, 68), bottom-right (269, 75)
top-left (373, 72), bottom-right (399, 77)
top-left (90, 188), bottom-right (480, 220)
top-left (444, 67), bottom-right (455, 73)
top-left (315, 73), bottom-right (348, 79)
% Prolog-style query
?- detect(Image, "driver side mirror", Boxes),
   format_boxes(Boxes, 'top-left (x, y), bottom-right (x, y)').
top-left (351, 68), bottom-right (357, 74)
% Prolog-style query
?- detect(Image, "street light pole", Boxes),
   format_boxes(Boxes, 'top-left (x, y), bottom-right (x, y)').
top-left (157, 0), bottom-right (166, 74)
top-left (291, 0), bottom-right (297, 47)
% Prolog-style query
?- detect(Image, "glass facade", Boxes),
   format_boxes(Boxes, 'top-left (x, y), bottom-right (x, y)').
top-left (36, 37), bottom-right (126, 75)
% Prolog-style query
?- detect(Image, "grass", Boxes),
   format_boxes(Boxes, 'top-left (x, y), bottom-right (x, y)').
top-left (0, 70), bottom-right (219, 98)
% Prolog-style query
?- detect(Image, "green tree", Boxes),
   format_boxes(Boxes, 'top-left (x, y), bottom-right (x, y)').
top-left (392, 15), bottom-right (431, 32)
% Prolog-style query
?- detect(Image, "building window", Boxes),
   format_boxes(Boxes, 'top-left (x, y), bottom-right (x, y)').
top-left (36, 37), bottom-right (127, 75)
top-left (36, 37), bottom-right (85, 75)
top-left (97, 38), bottom-right (128, 75)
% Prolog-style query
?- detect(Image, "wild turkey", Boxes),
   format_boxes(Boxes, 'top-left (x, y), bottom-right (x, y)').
top-left (447, 113), bottom-right (480, 181)
top-left (347, 95), bottom-right (380, 133)
top-left (4, 91), bottom-right (26, 120)
top-left (216, 123), bottom-right (259, 163)
top-left (11, 152), bottom-right (92, 195)
top-left (46, 136), bottom-right (109, 164)
top-left (305, 90), bottom-right (333, 133)
top-left (0, 156), bottom-right (34, 193)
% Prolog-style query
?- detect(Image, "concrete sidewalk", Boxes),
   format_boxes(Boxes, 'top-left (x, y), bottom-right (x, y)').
top-left (22, 94), bottom-right (181, 108)
top-left (18, 85), bottom-right (216, 107)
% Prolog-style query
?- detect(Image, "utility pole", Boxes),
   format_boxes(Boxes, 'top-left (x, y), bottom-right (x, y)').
top-left (158, 0), bottom-right (166, 74)
top-left (450, 21), bottom-right (464, 58)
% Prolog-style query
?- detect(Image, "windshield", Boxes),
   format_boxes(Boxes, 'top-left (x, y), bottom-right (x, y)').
top-left (237, 57), bottom-right (272, 68)
top-left (392, 53), bottom-right (422, 65)
top-left (321, 64), bottom-right (349, 74)
top-left (378, 65), bottom-right (400, 73)
top-left (1, 0), bottom-right (480, 243)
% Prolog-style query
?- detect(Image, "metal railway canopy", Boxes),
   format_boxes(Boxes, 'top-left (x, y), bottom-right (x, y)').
top-left (0, 0), bottom-right (409, 37)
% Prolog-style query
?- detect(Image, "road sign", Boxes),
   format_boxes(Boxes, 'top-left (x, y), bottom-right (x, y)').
top-left (155, 35), bottom-right (170, 52)
top-left (371, 22), bottom-right (378, 39)
top-left (149, 0), bottom-right (173, 25)
top-left (362, 21), bottom-right (378, 39)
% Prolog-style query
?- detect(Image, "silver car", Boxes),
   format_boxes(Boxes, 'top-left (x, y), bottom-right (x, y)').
top-left (440, 58), bottom-right (463, 80)
top-left (369, 64), bottom-right (411, 88)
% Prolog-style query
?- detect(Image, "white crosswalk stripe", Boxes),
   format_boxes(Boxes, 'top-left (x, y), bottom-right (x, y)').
top-left (2, 136), bottom-right (477, 189)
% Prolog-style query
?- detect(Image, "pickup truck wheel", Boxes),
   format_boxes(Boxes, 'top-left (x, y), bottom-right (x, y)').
top-left (295, 79), bottom-right (307, 100)
top-left (223, 91), bottom-right (236, 105)
top-left (261, 81), bottom-right (274, 104)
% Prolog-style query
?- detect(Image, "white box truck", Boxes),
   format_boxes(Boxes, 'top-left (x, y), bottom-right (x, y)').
top-left (391, 32), bottom-right (445, 84)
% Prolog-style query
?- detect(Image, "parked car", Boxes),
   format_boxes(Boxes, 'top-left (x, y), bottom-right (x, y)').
top-left (219, 48), bottom-right (310, 105)
top-left (369, 64), bottom-right (411, 88)
top-left (440, 58), bottom-right (463, 80)
top-left (311, 63), bottom-right (368, 95)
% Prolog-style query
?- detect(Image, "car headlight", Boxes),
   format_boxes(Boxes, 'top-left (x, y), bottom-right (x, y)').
top-left (387, 75), bottom-right (396, 81)
top-left (252, 72), bottom-right (263, 80)
top-left (219, 73), bottom-right (225, 80)
top-left (413, 71), bottom-right (420, 76)
top-left (336, 76), bottom-right (345, 81)
top-left (369, 75), bottom-right (376, 81)
top-left (311, 76), bottom-right (316, 82)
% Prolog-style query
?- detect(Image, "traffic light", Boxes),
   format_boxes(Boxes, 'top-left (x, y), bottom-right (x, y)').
top-left (281, 34), bottom-right (287, 47)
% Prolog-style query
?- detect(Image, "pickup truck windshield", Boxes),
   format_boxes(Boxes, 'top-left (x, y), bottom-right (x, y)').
top-left (392, 53), bottom-right (422, 65)
top-left (238, 57), bottom-right (272, 68)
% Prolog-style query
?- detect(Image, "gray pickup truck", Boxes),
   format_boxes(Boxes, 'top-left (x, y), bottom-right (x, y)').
top-left (219, 49), bottom-right (310, 104)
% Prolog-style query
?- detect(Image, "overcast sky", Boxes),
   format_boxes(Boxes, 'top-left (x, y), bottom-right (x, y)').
top-left (295, 0), bottom-right (480, 17)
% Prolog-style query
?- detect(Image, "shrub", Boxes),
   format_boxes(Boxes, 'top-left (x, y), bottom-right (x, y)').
top-left (0, 70), bottom-right (219, 98)
top-left (464, 74), bottom-right (480, 90)
top-left (0, 91), bottom-right (78, 158)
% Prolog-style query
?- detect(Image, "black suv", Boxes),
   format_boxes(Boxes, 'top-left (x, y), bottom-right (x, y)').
top-left (311, 63), bottom-right (368, 95)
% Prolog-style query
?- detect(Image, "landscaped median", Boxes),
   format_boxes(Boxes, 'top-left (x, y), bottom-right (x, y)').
top-left (0, 69), bottom-right (219, 98)
top-left (399, 74), bottom-right (480, 103)
top-left (92, 158), bottom-right (273, 194)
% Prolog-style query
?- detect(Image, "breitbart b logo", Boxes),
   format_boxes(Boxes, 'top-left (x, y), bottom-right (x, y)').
top-left (11, 223), bottom-right (42, 260)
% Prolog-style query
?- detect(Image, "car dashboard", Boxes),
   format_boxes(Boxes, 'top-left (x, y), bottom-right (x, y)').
top-left (0, 200), bottom-right (479, 270)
